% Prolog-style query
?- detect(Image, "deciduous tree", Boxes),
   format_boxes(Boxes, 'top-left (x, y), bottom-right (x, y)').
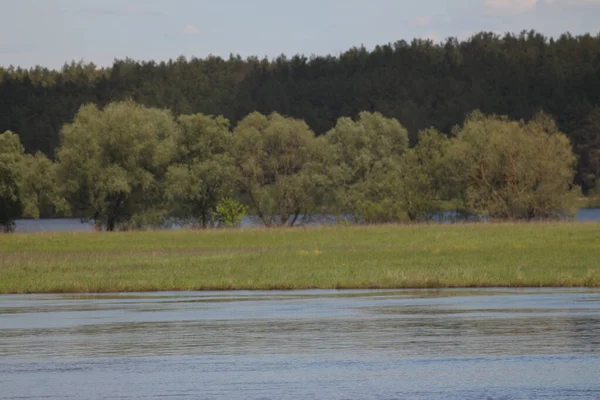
top-left (165, 114), bottom-right (235, 228)
top-left (449, 111), bottom-right (579, 220)
top-left (56, 101), bottom-right (177, 231)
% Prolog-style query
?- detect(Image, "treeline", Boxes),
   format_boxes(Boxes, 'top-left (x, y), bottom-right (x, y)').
top-left (0, 101), bottom-right (580, 232)
top-left (1, 31), bottom-right (599, 194)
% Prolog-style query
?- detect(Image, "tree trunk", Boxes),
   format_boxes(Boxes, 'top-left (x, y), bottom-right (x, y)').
top-left (106, 215), bottom-right (116, 232)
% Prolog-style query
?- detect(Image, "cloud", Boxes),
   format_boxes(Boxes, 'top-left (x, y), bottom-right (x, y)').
top-left (412, 15), bottom-right (433, 27)
top-left (182, 24), bottom-right (201, 36)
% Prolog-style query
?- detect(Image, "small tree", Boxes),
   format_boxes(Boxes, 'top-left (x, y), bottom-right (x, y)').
top-left (215, 197), bottom-right (248, 227)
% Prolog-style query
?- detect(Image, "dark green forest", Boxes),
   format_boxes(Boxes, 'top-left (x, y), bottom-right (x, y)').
top-left (1, 30), bottom-right (600, 193)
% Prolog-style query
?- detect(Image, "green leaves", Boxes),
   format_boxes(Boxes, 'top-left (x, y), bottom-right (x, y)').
top-left (449, 111), bottom-right (579, 220)
top-left (57, 101), bottom-right (178, 231)
top-left (0, 131), bottom-right (24, 232)
top-left (0, 101), bottom-right (583, 232)
top-left (325, 112), bottom-right (411, 222)
top-left (164, 114), bottom-right (235, 228)
top-left (215, 198), bottom-right (248, 227)
top-left (231, 112), bottom-right (326, 227)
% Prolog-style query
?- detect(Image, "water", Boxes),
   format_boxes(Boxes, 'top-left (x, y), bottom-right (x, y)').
top-left (1, 289), bottom-right (599, 399)
top-left (12, 208), bottom-right (600, 232)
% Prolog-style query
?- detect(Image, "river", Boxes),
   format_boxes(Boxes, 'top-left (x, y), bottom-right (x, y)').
top-left (1, 289), bottom-right (599, 399)
top-left (11, 208), bottom-right (600, 232)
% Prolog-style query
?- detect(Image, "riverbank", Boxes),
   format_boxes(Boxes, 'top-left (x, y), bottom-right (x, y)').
top-left (1, 222), bottom-right (599, 294)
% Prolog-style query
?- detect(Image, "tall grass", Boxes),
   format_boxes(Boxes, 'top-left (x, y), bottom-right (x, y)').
top-left (0, 222), bottom-right (599, 293)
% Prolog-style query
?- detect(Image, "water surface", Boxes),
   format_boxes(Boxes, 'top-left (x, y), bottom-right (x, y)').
top-left (13, 208), bottom-right (600, 232)
top-left (1, 289), bottom-right (599, 399)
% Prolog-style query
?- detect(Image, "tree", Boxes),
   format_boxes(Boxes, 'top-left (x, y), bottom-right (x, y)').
top-left (396, 128), bottom-right (455, 221)
top-left (0, 131), bottom-right (25, 232)
top-left (3, 31), bottom-right (600, 194)
top-left (449, 111), bottom-right (579, 220)
top-left (231, 112), bottom-right (327, 227)
top-left (56, 101), bottom-right (177, 231)
top-left (19, 152), bottom-right (67, 219)
top-left (572, 106), bottom-right (600, 194)
top-left (164, 114), bottom-right (235, 228)
top-left (0, 131), bottom-right (58, 232)
top-left (324, 111), bottom-right (409, 223)
top-left (215, 197), bottom-right (248, 227)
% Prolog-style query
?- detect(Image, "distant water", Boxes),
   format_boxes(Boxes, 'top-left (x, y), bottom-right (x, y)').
top-left (575, 208), bottom-right (600, 222)
top-left (1, 289), bottom-right (599, 400)
top-left (13, 208), bottom-right (600, 233)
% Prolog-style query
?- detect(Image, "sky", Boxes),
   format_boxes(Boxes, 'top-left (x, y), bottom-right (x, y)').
top-left (1, 0), bottom-right (600, 69)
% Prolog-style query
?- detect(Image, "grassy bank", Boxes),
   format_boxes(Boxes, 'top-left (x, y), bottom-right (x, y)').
top-left (1, 223), bottom-right (599, 294)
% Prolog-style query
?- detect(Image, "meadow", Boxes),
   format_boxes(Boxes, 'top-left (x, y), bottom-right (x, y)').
top-left (0, 222), bottom-right (599, 294)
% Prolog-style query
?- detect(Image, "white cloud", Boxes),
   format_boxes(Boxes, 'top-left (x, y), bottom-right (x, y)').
top-left (412, 15), bottom-right (433, 27)
top-left (182, 24), bottom-right (201, 36)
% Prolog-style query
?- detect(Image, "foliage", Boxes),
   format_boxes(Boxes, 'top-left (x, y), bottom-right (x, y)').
top-left (56, 101), bottom-right (177, 231)
top-left (2, 31), bottom-right (600, 193)
top-left (231, 112), bottom-right (328, 227)
top-left (395, 128), bottom-right (454, 221)
top-left (0, 100), bottom-right (586, 231)
top-left (19, 152), bottom-right (68, 219)
top-left (215, 197), bottom-right (248, 227)
top-left (0, 131), bottom-right (24, 232)
top-left (325, 111), bottom-right (409, 223)
top-left (571, 106), bottom-right (600, 194)
top-left (165, 114), bottom-right (234, 228)
top-left (449, 111), bottom-right (579, 220)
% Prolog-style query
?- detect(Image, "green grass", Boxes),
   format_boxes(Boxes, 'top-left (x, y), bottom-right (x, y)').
top-left (1, 222), bottom-right (599, 294)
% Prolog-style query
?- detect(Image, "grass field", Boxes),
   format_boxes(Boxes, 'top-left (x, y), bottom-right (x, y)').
top-left (0, 222), bottom-right (599, 294)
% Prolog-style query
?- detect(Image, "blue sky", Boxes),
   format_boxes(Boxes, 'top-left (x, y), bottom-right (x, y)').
top-left (2, 0), bottom-right (599, 69)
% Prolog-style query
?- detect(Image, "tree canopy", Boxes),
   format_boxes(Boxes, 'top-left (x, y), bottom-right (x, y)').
top-left (56, 101), bottom-right (177, 231)
top-left (1, 31), bottom-right (599, 193)
top-left (449, 111), bottom-right (579, 220)
top-left (1, 103), bottom-right (581, 231)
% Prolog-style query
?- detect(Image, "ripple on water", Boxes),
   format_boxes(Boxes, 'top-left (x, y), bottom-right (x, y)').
top-left (1, 289), bottom-right (600, 399)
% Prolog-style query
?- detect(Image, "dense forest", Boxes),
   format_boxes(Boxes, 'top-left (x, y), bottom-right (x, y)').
top-left (1, 30), bottom-right (599, 194)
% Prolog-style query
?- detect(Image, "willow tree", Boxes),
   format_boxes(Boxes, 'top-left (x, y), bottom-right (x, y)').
top-left (231, 112), bottom-right (327, 227)
top-left (449, 111), bottom-right (579, 220)
top-left (324, 111), bottom-right (409, 223)
top-left (0, 131), bottom-right (25, 232)
top-left (165, 114), bottom-right (235, 228)
top-left (0, 131), bottom-right (61, 232)
top-left (56, 101), bottom-right (177, 231)
top-left (396, 128), bottom-right (456, 221)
